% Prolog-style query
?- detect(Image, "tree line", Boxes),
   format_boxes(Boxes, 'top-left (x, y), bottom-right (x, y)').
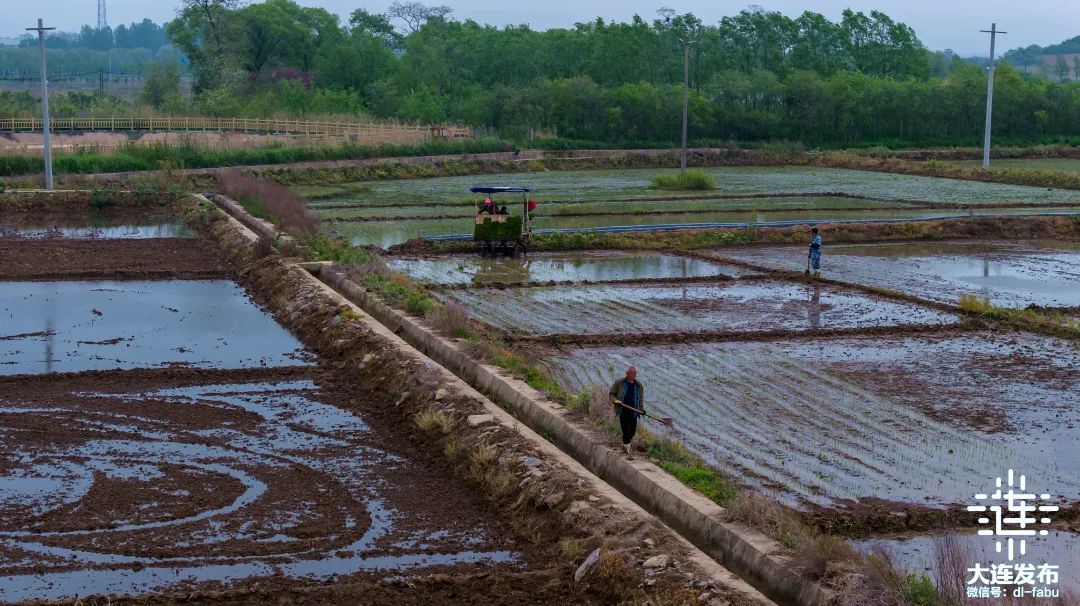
top-left (18, 19), bottom-right (170, 52)
top-left (15, 0), bottom-right (1080, 147)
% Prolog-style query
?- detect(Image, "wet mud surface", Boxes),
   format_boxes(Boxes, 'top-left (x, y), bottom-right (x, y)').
top-left (542, 331), bottom-right (1080, 509)
top-left (0, 239), bottom-right (233, 281)
top-left (707, 240), bottom-right (1080, 308)
top-left (446, 280), bottom-right (956, 337)
top-left (390, 251), bottom-right (757, 286)
top-left (0, 367), bottom-right (528, 602)
top-left (0, 280), bottom-right (308, 375)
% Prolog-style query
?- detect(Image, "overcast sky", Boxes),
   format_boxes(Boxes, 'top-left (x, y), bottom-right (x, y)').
top-left (4, 0), bottom-right (1078, 55)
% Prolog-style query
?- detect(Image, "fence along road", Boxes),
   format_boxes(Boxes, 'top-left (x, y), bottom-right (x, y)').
top-left (0, 117), bottom-right (471, 143)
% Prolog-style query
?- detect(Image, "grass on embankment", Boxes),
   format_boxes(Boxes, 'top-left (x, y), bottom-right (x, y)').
top-left (958, 294), bottom-right (1080, 339)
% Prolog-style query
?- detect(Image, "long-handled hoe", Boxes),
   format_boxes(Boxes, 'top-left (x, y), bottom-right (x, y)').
top-left (614, 399), bottom-right (674, 427)
top-left (805, 252), bottom-right (811, 276)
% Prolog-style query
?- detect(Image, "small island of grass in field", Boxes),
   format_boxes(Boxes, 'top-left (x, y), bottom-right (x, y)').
top-left (649, 170), bottom-right (716, 191)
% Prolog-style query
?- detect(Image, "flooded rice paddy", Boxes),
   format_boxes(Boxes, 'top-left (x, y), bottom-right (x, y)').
top-left (0, 280), bottom-right (307, 375)
top-left (854, 530), bottom-right (1080, 592)
top-left (445, 281), bottom-right (956, 336)
top-left (0, 370), bottom-right (516, 601)
top-left (708, 240), bottom-right (1080, 308)
top-left (390, 251), bottom-right (756, 286)
top-left (543, 333), bottom-right (1080, 507)
top-left (312, 196), bottom-right (899, 217)
top-left (0, 223), bottom-right (193, 240)
top-left (334, 207), bottom-right (1074, 247)
top-left (298, 167), bottom-right (1080, 206)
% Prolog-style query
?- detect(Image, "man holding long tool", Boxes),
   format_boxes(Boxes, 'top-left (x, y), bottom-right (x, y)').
top-left (609, 366), bottom-right (644, 456)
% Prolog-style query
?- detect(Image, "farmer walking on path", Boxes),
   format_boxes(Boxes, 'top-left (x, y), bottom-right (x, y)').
top-left (808, 227), bottom-right (823, 278)
top-left (610, 366), bottom-right (644, 456)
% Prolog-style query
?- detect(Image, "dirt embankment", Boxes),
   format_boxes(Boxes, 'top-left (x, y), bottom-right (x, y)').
top-left (179, 201), bottom-right (749, 605)
top-left (0, 239), bottom-right (233, 281)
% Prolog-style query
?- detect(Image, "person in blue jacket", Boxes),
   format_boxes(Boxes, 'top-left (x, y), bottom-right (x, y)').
top-left (809, 227), bottom-right (823, 278)
top-left (609, 366), bottom-right (644, 456)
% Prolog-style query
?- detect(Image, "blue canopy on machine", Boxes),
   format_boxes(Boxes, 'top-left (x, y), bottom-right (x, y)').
top-left (469, 186), bottom-right (531, 194)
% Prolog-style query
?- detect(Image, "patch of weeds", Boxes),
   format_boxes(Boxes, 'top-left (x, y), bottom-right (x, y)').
top-left (442, 435), bottom-right (461, 459)
top-left (658, 462), bottom-right (739, 507)
top-left (539, 425), bottom-right (556, 443)
top-left (467, 443), bottom-right (499, 481)
top-left (340, 307), bottom-right (364, 321)
top-left (415, 409), bottom-right (452, 435)
top-left (304, 233), bottom-right (373, 266)
top-left (594, 551), bottom-right (636, 601)
top-left (427, 302), bottom-right (473, 339)
top-left (404, 290), bottom-right (436, 315)
top-left (905, 573), bottom-right (944, 606)
top-left (959, 294), bottom-right (1080, 338)
top-left (559, 537), bottom-right (587, 564)
top-left (649, 170), bottom-right (715, 190)
top-left (90, 188), bottom-right (115, 211)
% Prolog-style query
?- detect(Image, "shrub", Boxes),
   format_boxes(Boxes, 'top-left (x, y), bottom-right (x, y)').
top-left (90, 188), bottom-right (115, 210)
top-left (649, 170), bottom-right (715, 190)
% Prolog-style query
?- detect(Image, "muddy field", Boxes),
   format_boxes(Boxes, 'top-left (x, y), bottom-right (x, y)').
top-left (0, 239), bottom-right (232, 281)
top-left (0, 204), bottom-right (583, 604)
top-left (0, 367), bottom-right (529, 602)
top-left (704, 239), bottom-right (1080, 309)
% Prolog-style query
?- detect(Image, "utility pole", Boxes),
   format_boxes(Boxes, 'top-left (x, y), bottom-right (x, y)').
top-left (27, 18), bottom-right (55, 189)
top-left (980, 23), bottom-right (1006, 169)
top-left (680, 39), bottom-right (692, 175)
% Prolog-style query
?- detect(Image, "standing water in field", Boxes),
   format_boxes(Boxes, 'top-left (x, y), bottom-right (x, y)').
top-left (711, 240), bottom-right (1080, 308)
top-left (0, 280), bottom-right (308, 374)
top-left (389, 251), bottom-right (756, 285)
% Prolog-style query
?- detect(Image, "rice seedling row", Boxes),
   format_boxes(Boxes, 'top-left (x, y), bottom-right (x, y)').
top-left (543, 337), bottom-right (1079, 508)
